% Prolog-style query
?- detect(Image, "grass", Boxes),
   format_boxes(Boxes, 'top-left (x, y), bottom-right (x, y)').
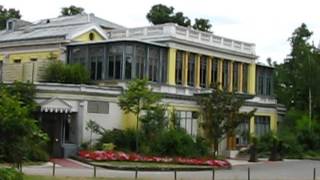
top-left (91, 161), bottom-right (212, 170)
top-left (24, 175), bottom-right (137, 180)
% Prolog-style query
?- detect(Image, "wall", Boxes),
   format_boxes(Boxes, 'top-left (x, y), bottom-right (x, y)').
top-left (74, 30), bottom-right (105, 42)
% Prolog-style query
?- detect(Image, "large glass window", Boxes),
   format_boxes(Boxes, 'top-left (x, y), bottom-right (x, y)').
top-left (236, 118), bottom-right (249, 146)
top-left (211, 58), bottom-right (218, 86)
top-left (200, 56), bottom-right (207, 88)
top-left (175, 51), bottom-right (183, 85)
top-left (255, 116), bottom-right (270, 137)
top-left (108, 45), bottom-right (123, 80)
top-left (89, 46), bottom-right (104, 80)
top-left (135, 45), bottom-right (145, 79)
top-left (87, 101), bottom-right (109, 114)
top-left (148, 47), bottom-right (160, 82)
top-left (125, 45), bottom-right (133, 79)
top-left (160, 49), bottom-right (168, 83)
top-left (69, 46), bottom-right (87, 67)
top-left (188, 53), bottom-right (195, 86)
top-left (175, 111), bottom-right (198, 137)
top-left (256, 66), bottom-right (273, 96)
top-left (242, 64), bottom-right (248, 93)
top-left (233, 62), bottom-right (239, 91)
top-left (222, 60), bottom-right (229, 89)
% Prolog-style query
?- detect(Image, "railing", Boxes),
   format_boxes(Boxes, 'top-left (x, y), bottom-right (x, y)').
top-left (106, 23), bottom-right (256, 55)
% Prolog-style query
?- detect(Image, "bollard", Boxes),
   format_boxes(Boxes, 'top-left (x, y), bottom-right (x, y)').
top-left (314, 168), bottom-right (316, 180)
top-left (174, 169), bottom-right (177, 180)
top-left (93, 165), bottom-right (96, 178)
top-left (248, 167), bottom-right (250, 180)
top-left (52, 162), bottom-right (56, 176)
top-left (212, 168), bottom-right (215, 180)
top-left (135, 166), bottom-right (138, 179)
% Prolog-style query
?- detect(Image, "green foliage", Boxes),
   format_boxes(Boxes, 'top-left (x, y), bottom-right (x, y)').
top-left (193, 18), bottom-right (212, 32)
top-left (44, 61), bottom-right (90, 84)
top-left (96, 129), bottom-right (137, 152)
top-left (198, 83), bottom-right (255, 157)
top-left (0, 168), bottom-right (23, 180)
top-left (0, 6), bottom-right (21, 30)
top-left (86, 120), bottom-right (104, 150)
top-left (140, 104), bottom-right (168, 140)
top-left (102, 143), bottom-right (115, 151)
top-left (151, 128), bottom-right (208, 157)
top-left (61, 5), bottom-right (84, 16)
top-left (0, 83), bottom-right (48, 163)
top-left (146, 4), bottom-right (212, 32)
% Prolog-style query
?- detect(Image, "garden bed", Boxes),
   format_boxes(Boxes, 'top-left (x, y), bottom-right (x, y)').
top-left (78, 150), bottom-right (231, 170)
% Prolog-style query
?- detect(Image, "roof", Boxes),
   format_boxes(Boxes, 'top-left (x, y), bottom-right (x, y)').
top-left (0, 13), bottom-right (125, 42)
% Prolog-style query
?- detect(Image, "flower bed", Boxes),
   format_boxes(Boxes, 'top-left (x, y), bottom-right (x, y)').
top-left (79, 150), bottom-right (231, 168)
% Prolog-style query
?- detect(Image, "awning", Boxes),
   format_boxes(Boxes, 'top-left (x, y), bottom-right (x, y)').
top-left (40, 97), bottom-right (74, 113)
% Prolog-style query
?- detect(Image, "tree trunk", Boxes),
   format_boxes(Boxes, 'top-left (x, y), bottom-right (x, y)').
top-left (213, 140), bottom-right (219, 159)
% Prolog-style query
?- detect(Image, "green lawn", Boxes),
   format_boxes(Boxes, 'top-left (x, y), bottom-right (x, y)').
top-left (24, 175), bottom-right (137, 180)
top-left (91, 161), bottom-right (212, 170)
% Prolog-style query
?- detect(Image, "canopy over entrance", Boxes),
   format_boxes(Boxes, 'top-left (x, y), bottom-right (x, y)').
top-left (40, 97), bottom-right (76, 113)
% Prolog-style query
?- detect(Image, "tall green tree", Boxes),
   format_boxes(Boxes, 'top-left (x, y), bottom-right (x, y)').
top-left (274, 23), bottom-right (320, 120)
top-left (146, 4), bottom-right (174, 25)
top-left (0, 83), bottom-right (48, 165)
top-left (0, 5), bottom-right (21, 30)
top-left (60, 5), bottom-right (84, 16)
top-left (198, 83), bottom-right (255, 158)
top-left (193, 18), bottom-right (212, 32)
top-left (118, 79), bottom-right (161, 152)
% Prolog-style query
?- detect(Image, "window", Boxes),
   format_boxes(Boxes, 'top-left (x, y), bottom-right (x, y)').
top-left (89, 46), bottom-right (104, 80)
top-left (30, 58), bottom-right (37, 62)
top-left (211, 58), bottom-right (218, 85)
top-left (160, 49), bottom-right (168, 83)
top-left (242, 64), bottom-right (248, 93)
top-left (256, 66), bottom-right (273, 96)
top-left (222, 60), bottom-right (229, 89)
top-left (175, 51), bottom-right (183, 85)
top-left (125, 45), bottom-right (133, 79)
top-left (135, 45), bottom-right (145, 79)
top-left (233, 62), bottom-right (239, 91)
top-left (255, 116), bottom-right (270, 137)
top-left (200, 56), bottom-right (207, 88)
top-left (14, 59), bottom-right (21, 63)
top-left (236, 118), bottom-right (249, 146)
top-left (69, 46), bottom-right (87, 67)
top-left (89, 32), bottom-right (95, 41)
top-left (188, 53), bottom-right (195, 86)
top-left (87, 101), bottom-right (109, 114)
top-left (175, 111), bottom-right (198, 137)
top-left (148, 47), bottom-right (160, 82)
top-left (108, 45), bottom-right (123, 80)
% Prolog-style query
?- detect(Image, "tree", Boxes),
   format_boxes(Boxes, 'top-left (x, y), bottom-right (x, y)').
top-left (85, 120), bottom-right (104, 149)
top-left (193, 18), bottom-right (212, 32)
top-left (60, 5), bottom-right (84, 16)
top-left (118, 79), bottom-right (161, 152)
top-left (198, 83), bottom-right (255, 158)
top-left (274, 23), bottom-right (320, 120)
top-left (0, 83), bottom-right (48, 166)
top-left (0, 5), bottom-right (21, 30)
top-left (146, 4), bottom-right (174, 25)
top-left (171, 12), bottom-right (191, 27)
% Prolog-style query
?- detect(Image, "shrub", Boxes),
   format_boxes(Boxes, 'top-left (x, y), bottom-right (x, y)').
top-left (151, 128), bottom-right (207, 157)
top-left (96, 129), bottom-right (137, 152)
top-left (44, 61), bottom-right (90, 84)
top-left (0, 168), bottom-right (23, 180)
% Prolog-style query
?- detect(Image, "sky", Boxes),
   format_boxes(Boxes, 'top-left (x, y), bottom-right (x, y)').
top-left (1, 0), bottom-right (319, 64)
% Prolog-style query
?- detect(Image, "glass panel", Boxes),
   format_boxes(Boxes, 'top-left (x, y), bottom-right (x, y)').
top-left (200, 56), bottom-right (207, 88)
top-left (242, 64), bottom-right (248, 93)
top-left (233, 62), bottom-right (239, 91)
top-left (188, 54), bottom-right (195, 86)
top-left (108, 56), bottom-right (114, 78)
top-left (125, 56), bottom-right (132, 79)
top-left (211, 58), bottom-right (218, 86)
top-left (115, 55), bottom-right (122, 79)
top-left (175, 51), bottom-right (183, 85)
top-left (223, 60), bottom-right (229, 89)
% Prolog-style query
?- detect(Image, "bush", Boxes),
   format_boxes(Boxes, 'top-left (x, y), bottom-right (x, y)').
top-left (151, 128), bottom-right (208, 157)
top-left (96, 129), bottom-right (137, 152)
top-left (44, 61), bottom-right (90, 84)
top-left (0, 168), bottom-right (23, 180)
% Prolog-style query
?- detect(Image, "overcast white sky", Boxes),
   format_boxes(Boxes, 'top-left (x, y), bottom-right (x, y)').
top-left (1, 0), bottom-right (319, 64)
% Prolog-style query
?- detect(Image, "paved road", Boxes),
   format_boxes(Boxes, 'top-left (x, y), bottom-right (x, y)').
top-left (22, 160), bottom-right (320, 180)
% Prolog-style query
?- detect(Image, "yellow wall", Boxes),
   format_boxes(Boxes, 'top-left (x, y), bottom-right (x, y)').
top-left (122, 111), bottom-right (138, 130)
top-left (250, 111), bottom-right (278, 135)
top-left (248, 63), bottom-right (256, 95)
top-left (7, 51), bottom-right (60, 63)
top-left (73, 30), bottom-right (105, 42)
top-left (167, 48), bottom-right (176, 85)
top-left (0, 54), bottom-right (3, 61)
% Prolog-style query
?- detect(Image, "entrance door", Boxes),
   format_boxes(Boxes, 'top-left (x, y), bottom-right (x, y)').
top-left (41, 113), bottom-right (64, 158)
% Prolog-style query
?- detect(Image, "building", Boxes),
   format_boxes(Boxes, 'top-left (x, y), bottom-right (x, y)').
top-left (0, 14), bottom-right (285, 158)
